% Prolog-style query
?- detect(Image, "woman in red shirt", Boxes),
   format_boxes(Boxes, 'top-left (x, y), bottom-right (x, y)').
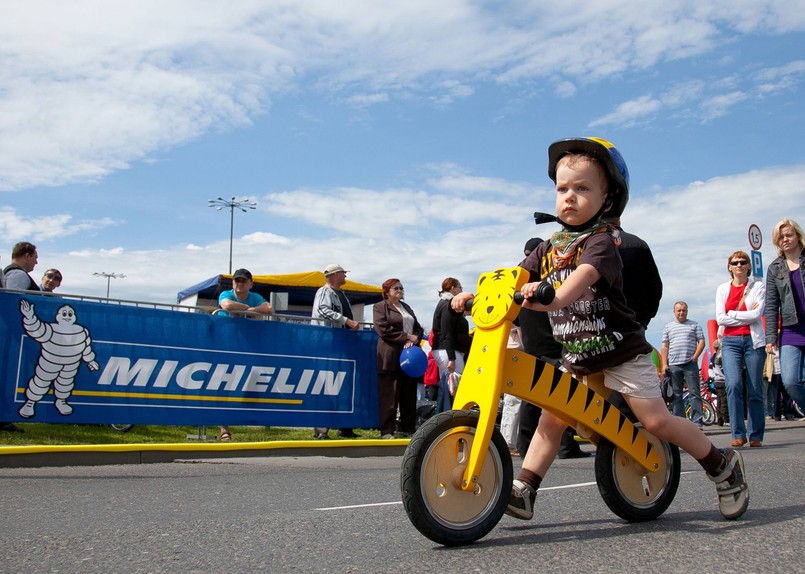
top-left (715, 250), bottom-right (766, 447)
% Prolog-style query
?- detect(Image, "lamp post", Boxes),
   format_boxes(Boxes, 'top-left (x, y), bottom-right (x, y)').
top-left (208, 196), bottom-right (257, 274)
top-left (93, 272), bottom-right (126, 298)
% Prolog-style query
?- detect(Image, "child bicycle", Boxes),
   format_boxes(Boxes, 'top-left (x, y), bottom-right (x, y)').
top-left (400, 266), bottom-right (681, 546)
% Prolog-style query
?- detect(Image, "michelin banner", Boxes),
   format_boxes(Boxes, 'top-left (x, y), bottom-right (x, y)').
top-left (0, 291), bottom-right (379, 428)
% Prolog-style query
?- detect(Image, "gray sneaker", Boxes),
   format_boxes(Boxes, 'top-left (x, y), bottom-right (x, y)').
top-left (708, 448), bottom-right (749, 520)
top-left (505, 479), bottom-right (537, 520)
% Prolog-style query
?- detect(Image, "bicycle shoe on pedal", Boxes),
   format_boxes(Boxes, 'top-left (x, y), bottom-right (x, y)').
top-left (505, 479), bottom-right (537, 520)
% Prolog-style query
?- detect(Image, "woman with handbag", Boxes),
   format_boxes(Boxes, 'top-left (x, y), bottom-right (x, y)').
top-left (715, 250), bottom-right (766, 447)
top-left (430, 277), bottom-right (470, 412)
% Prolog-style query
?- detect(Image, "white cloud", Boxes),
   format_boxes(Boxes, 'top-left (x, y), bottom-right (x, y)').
top-left (2, 1), bottom-right (803, 191)
top-left (589, 95), bottom-right (663, 128)
top-left (590, 58), bottom-right (804, 127)
top-left (0, 207), bottom-right (116, 242)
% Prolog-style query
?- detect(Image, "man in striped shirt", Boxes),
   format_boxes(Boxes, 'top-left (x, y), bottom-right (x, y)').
top-left (661, 301), bottom-right (706, 426)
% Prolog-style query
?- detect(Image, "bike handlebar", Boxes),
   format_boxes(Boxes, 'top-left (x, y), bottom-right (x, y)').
top-left (463, 281), bottom-right (555, 311)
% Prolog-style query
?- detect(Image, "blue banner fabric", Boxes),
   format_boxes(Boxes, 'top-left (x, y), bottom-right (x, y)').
top-left (0, 292), bottom-right (379, 428)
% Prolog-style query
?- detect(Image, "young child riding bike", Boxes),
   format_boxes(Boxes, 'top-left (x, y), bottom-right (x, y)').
top-left (452, 137), bottom-right (749, 521)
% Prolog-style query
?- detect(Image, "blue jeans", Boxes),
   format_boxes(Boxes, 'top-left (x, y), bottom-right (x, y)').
top-left (779, 345), bottom-right (805, 408)
top-left (669, 361), bottom-right (703, 425)
top-left (721, 335), bottom-right (766, 441)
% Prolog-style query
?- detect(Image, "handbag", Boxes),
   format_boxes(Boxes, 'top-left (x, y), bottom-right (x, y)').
top-left (447, 372), bottom-right (461, 396)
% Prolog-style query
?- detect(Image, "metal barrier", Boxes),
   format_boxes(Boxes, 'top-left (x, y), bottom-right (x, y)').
top-left (1, 287), bottom-right (210, 314)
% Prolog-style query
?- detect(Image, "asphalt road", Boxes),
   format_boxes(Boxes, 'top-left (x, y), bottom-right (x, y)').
top-left (1, 426), bottom-right (803, 574)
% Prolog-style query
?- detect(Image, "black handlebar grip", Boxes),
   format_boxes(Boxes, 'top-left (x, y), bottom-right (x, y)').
top-left (513, 282), bottom-right (555, 306)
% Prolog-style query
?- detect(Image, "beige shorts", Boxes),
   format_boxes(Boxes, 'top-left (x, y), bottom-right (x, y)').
top-left (602, 353), bottom-right (662, 399)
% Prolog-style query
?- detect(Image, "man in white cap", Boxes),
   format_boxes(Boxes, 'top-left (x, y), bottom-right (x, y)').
top-left (312, 264), bottom-right (360, 329)
top-left (311, 263), bottom-right (359, 439)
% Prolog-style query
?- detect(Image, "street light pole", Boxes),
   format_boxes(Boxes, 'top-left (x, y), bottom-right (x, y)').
top-left (93, 272), bottom-right (126, 298)
top-left (208, 196), bottom-right (257, 274)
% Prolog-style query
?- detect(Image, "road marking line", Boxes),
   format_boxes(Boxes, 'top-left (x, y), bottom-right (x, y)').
top-left (316, 471), bottom-right (698, 511)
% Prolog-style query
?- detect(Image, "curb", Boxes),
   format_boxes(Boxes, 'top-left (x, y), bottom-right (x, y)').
top-left (0, 439), bottom-right (410, 469)
top-left (1, 420), bottom-right (801, 469)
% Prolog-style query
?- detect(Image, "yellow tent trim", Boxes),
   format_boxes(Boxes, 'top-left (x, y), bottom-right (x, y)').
top-left (222, 271), bottom-right (382, 295)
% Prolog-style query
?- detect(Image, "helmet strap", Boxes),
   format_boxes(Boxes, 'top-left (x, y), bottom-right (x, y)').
top-left (557, 202), bottom-right (609, 232)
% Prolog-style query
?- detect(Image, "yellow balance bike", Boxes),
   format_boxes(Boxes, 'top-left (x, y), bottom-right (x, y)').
top-left (400, 266), bottom-right (681, 546)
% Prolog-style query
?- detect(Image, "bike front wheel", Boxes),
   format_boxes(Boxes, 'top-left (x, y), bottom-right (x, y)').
top-left (595, 430), bottom-right (680, 522)
top-left (400, 409), bottom-right (512, 546)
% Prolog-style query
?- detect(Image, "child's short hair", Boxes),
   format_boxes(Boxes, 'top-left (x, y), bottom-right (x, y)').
top-left (555, 153), bottom-right (610, 195)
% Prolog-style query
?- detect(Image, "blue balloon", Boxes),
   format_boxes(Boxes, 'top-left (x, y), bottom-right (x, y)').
top-left (400, 346), bottom-right (428, 378)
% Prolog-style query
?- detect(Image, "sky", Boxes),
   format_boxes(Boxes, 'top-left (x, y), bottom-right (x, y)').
top-left (2, 0), bottom-right (805, 347)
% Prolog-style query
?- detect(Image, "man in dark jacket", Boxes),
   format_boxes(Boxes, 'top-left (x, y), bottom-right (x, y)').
top-left (516, 226), bottom-right (663, 458)
top-left (1, 241), bottom-right (41, 433)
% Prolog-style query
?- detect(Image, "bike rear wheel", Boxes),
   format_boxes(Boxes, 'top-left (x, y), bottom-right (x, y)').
top-left (400, 410), bottom-right (512, 546)
top-left (701, 399), bottom-right (716, 426)
top-left (595, 430), bottom-right (680, 522)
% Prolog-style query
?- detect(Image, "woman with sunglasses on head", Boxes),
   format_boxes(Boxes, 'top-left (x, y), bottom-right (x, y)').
top-left (716, 251), bottom-right (766, 447)
top-left (764, 219), bottom-right (805, 419)
top-left (373, 279), bottom-right (424, 439)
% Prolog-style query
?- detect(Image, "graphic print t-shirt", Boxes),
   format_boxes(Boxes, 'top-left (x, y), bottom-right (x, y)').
top-left (521, 232), bottom-right (652, 375)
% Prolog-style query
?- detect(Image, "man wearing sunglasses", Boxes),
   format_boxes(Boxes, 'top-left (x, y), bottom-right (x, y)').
top-left (215, 268), bottom-right (273, 441)
top-left (41, 269), bottom-right (63, 293)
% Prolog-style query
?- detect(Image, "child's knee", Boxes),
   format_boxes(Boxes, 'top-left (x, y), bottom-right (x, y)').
top-left (537, 411), bottom-right (568, 435)
top-left (639, 412), bottom-right (673, 438)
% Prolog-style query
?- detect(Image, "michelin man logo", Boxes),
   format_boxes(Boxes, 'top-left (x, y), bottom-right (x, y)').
top-left (17, 300), bottom-right (100, 419)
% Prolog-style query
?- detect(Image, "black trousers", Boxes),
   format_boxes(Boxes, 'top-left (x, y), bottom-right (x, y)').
top-left (378, 371), bottom-right (417, 435)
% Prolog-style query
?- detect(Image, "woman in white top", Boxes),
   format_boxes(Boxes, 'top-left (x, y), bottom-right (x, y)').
top-left (715, 250), bottom-right (766, 447)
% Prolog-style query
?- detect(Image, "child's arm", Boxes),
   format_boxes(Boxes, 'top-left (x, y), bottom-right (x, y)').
top-left (521, 263), bottom-right (601, 312)
top-left (450, 262), bottom-right (601, 313)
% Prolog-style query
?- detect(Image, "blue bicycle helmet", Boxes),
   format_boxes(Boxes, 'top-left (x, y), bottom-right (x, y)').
top-left (547, 137), bottom-right (630, 218)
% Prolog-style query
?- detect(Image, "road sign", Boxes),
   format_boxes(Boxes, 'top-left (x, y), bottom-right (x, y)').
top-left (751, 250), bottom-right (763, 278)
top-left (748, 224), bottom-right (762, 250)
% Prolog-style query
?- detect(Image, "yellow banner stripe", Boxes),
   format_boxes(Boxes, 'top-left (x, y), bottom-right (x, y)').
top-left (16, 388), bottom-right (303, 405)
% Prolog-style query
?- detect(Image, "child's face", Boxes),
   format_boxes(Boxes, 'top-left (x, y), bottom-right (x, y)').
top-left (554, 156), bottom-right (608, 227)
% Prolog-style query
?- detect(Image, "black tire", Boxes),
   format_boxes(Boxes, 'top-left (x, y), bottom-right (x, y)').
top-left (595, 432), bottom-right (680, 522)
top-left (400, 410), bottom-right (512, 546)
top-left (701, 399), bottom-right (717, 426)
top-left (109, 424), bottom-right (134, 432)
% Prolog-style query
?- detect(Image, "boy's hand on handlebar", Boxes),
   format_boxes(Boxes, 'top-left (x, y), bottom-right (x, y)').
top-left (520, 281), bottom-right (545, 309)
top-left (451, 292), bottom-right (474, 312)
